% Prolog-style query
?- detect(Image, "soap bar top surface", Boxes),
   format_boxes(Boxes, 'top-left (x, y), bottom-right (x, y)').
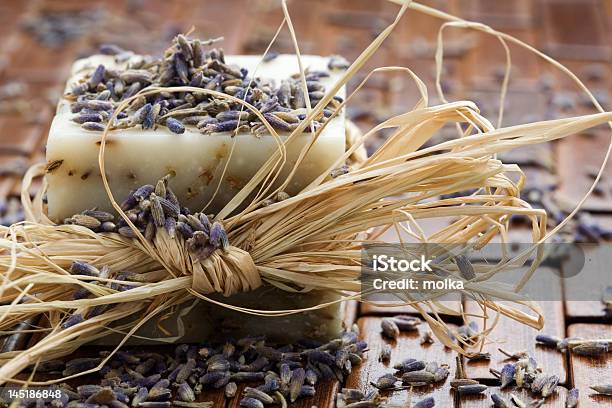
top-left (46, 53), bottom-right (347, 222)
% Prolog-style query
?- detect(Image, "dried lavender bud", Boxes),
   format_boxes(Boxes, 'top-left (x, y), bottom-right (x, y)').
top-left (330, 165), bottom-right (350, 178)
top-left (61, 313), bottom-right (83, 329)
top-left (566, 388), bottom-right (579, 407)
top-left (174, 53), bottom-right (189, 83)
top-left (413, 397), bottom-right (435, 408)
top-left (118, 226), bottom-right (138, 238)
top-left (71, 82), bottom-right (89, 96)
top-left (199, 370), bottom-right (226, 386)
top-left (216, 110), bottom-right (250, 121)
top-left (450, 378), bottom-right (479, 388)
top-left (375, 373), bottom-right (397, 390)
top-left (77, 384), bottom-right (103, 398)
top-left (137, 403), bottom-right (171, 408)
top-left (298, 385), bottom-right (315, 399)
top-left (433, 366), bottom-right (450, 382)
top-left (176, 221), bottom-right (194, 239)
top-left (500, 363), bottom-right (515, 388)
top-left (531, 373), bottom-right (548, 393)
top-left (73, 213), bottom-right (103, 229)
top-left (401, 370), bottom-right (435, 384)
top-left (454, 255), bottom-right (475, 280)
top-left (209, 221), bottom-right (229, 249)
top-left (339, 389), bottom-right (364, 404)
top-left (210, 371), bottom-right (229, 389)
top-left (289, 367), bottom-right (305, 402)
top-left (70, 261), bottom-right (100, 276)
top-left (304, 350), bottom-right (335, 366)
top-left (381, 318), bottom-right (400, 339)
top-left (120, 69), bottom-right (153, 84)
top-left (149, 193), bottom-right (165, 227)
top-left (467, 352), bottom-right (491, 361)
top-left (133, 184), bottom-right (154, 201)
top-left (491, 393), bottom-right (511, 408)
top-left (457, 384), bottom-right (487, 395)
top-left (590, 384), bottom-right (612, 395)
top-left (84, 100), bottom-right (113, 111)
top-left (557, 336), bottom-right (582, 351)
top-left (97, 89), bottom-right (111, 100)
top-left (176, 358), bottom-right (196, 383)
top-left (176, 34), bottom-right (193, 61)
top-left (304, 368), bottom-right (318, 385)
top-left (394, 359), bottom-right (424, 372)
top-left (176, 382), bottom-right (195, 402)
top-left (263, 112), bottom-right (292, 131)
top-left (308, 91), bottom-right (324, 101)
top-left (86, 388), bottom-right (115, 404)
top-left (328, 55), bottom-right (350, 70)
top-left (571, 341), bottom-right (608, 356)
top-left (63, 357), bottom-right (101, 376)
top-left (36, 360), bottom-right (64, 373)
top-left (81, 209), bottom-right (114, 222)
top-left (224, 382), bottom-right (237, 398)
top-left (99, 43), bottom-right (125, 55)
top-left (535, 334), bottom-right (561, 347)
top-left (166, 117), bottom-right (185, 134)
top-left (243, 387), bottom-right (274, 404)
top-left (515, 366), bottom-right (525, 388)
top-left (392, 315), bottom-right (420, 331)
top-left (89, 65), bottom-right (106, 89)
top-left (203, 119), bottom-right (247, 134)
top-left (244, 356), bottom-right (269, 372)
top-left (378, 344), bottom-right (391, 362)
top-left (541, 374), bottom-right (559, 397)
top-left (239, 398), bottom-right (264, 408)
top-left (82, 121), bottom-right (106, 131)
top-left (72, 112), bottom-right (103, 123)
top-left (231, 372), bottom-right (265, 382)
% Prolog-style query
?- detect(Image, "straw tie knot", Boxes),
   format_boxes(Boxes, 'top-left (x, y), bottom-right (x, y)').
top-left (191, 245), bottom-right (261, 296)
top-left (150, 223), bottom-right (261, 297)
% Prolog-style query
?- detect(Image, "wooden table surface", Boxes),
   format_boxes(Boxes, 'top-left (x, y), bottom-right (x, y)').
top-left (0, 0), bottom-right (611, 407)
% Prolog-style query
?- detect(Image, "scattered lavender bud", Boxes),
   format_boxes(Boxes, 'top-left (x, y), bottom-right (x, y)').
top-left (491, 393), bottom-right (511, 408)
top-left (566, 388), bottom-right (579, 407)
top-left (500, 363), bottom-right (515, 388)
top-left (375, 373), bottom-right (397, 390)
top-left (590, 384), bottom-right (612, 395)
top-left (413, 397), bottom-right (435, 408)
top-left (225, 382), bottom-right (237, 398)
top-left (535, 334), bottom-right (562, 347)
top-left (457, 384), bottom-right (487, 395)
top-left (381, 318), bottom-right (400, 339)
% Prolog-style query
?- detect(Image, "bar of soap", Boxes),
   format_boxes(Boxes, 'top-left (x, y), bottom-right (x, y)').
top-left (95, 287), bottom-right (346, 345)
top-left (45, 54), bottom-right (346, 222)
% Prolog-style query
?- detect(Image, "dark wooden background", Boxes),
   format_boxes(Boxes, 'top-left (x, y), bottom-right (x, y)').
top-left (0, 0), bottom-right (611, 406)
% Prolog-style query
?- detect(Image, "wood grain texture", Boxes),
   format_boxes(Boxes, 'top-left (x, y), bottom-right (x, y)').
top-left (556, 131), bottom-right (612, 213)
top-left (563, 240), bottom-right (612, 320)
top-left (345, 317), bottom-right (457, 407)
top-left (540, 0), bottom-right (611, 60)
top-left (567, 324), bottom-right (612, 407)
top-left (463, 268), bottom-right (567, 383)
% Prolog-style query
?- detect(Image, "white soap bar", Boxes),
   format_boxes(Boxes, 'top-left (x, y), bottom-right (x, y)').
top-left (45, 55), bottom-right (346, 222)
